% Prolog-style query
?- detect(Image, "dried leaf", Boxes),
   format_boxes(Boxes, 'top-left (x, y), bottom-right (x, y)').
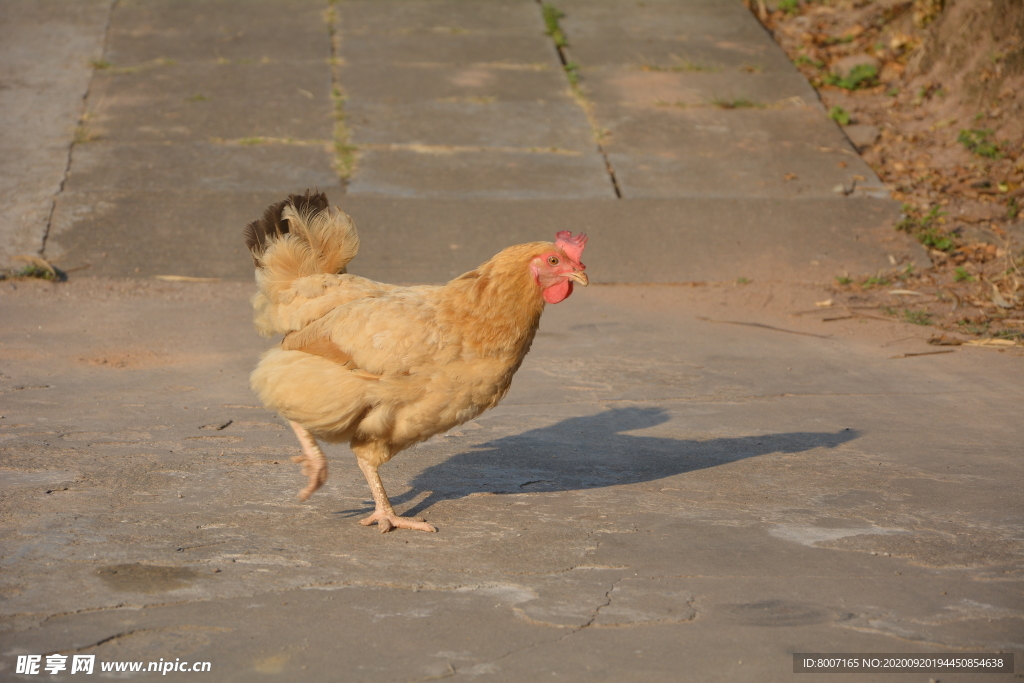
top-left (990, 284), bottom-right (1013, 309)
top-left (154, 275), bottom-right (222, 282)
top-left (963, 338), bottom-right (1017, 347)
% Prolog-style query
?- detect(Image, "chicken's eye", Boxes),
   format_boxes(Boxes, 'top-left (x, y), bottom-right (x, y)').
top-left (548, 256), bottom-right (560, 266)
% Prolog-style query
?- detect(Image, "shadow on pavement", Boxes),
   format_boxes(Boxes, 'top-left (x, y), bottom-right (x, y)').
top-left (333, 407), bottom-right (860, 518)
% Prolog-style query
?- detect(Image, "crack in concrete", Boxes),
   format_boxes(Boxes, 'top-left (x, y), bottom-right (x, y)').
top-left (40, 0), bottom-right (119, 260)
top-left (54, 625), bottom-right (234, 655)
top-left (577, 576), bottom-right (623, 629)
top-left (534, 0), bottom-right (622, 198)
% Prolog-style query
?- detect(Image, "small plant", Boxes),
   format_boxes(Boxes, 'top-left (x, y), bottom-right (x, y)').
top-left (835, 276), bottom-right (853, 285)
top-left (897, 205), bottom-right (953, 252)
top-left (778, 0), bottom-right (800, 14)
top-left (736, 277), bottom-right (751, 285)
top-left (90, 59), bottom-right (111, 69)
top-left (902, 309), bottom-right (932, 325)
top-left (643, 60), bottom-right (714, 73)
top-left (864, 275), bottom-right (890, 288)
top-left (330, 86), bottom-right (357, 181)
top-left (918, 228), bottom-right (953, 251)
top-left (958, 128), bottom-right (1003, 159)
top-left (711, 98), bottom-right (763, 109)
top-left (953, 266), bottom-right (975, 282)
top-left (823, 63), bottom-right (878, 90)
top-left (795, 54), bottom-right (825, 69)
top-left (73, 124), bottom-right (98, 144)
top-left (185, 94), bottom-right (209, 102)
top-left (542, 4), bottom-right (567, 49)
top-left (885, 87), bottom-right (900, 97)
top-left (895, 264), bottom-right (915, 281)
top-left (1009, 197), bottom-right (1020, 220)
top-left (564, 60), bottom-right (581, 86)
top-left (829, 106), bottom-right (850, 125)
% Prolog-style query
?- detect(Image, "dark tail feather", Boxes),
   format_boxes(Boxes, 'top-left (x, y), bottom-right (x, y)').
top-left (244, 190), bottom-right (330, 265)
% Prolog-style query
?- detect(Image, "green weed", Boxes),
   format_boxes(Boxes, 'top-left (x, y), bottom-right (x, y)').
top-left (778, 0), bottom-right (800, 14)
top-left (835, 276), bottom-right (853, 285)
top-left (564, 61), bottom-right (581, 86)
top-left (795, 54), bottom-right (825, 69)
top-left (953, 266), bottom-right (975, 282)
top-left (897, 205), bottom-right (953, 252)
top-left (711, 98), bottom-right (764, 109)
top-left (823, 63), bottom-right (878, 90)
top-left (958, 128), bottom-right (1003, 159)
top-left (542, 4), bottom-right (567, 49)
top-left (330, 87), bottom-right (357, 180)
top-left (829, 106), bottom-right (850, 125)
top-left (902, 309), bottom-right (932, 325)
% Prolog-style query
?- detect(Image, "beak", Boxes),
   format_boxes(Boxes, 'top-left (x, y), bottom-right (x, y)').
top-left (569, 270), bottom-right (589, 286)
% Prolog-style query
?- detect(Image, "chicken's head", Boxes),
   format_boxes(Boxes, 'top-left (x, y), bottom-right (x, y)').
top-left (531, 231), bottom-right (588, 304)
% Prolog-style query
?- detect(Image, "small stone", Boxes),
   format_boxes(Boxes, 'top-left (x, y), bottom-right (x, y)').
top-left (844, 124), bottom-right (880, 150)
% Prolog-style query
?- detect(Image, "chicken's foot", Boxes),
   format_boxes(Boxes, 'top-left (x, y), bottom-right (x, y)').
top-left (289, 421), bottom-right (328, 501)
top-left (356, 458), bottom-right (437, 533)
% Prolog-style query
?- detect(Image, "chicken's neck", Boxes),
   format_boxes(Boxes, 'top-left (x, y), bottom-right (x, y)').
top-left (441, 247), bottom-right (548, 359)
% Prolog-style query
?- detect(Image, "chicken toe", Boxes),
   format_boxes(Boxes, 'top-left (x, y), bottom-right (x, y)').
top-left (355, 454), bottom-right (437, 532)
top-left (289, 421), bottom-right (328, 501)
top-left (359, 509), bottom-right (436, 533)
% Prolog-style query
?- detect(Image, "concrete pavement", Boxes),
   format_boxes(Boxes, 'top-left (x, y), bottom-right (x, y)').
top-left (1, 0), bottom-right (923, 282)
top-left (1, 0), bottom-right (1021, 681)
top-left (1, 279), bottom-right (1022, 681)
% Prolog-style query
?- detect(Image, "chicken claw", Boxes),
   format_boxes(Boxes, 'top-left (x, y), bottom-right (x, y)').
top-left (354, 456), bottom-right (437, 532)
top-left (289, 421), bottom-right (328, 501)
top-left (359, 510), bottom-right (437, 533)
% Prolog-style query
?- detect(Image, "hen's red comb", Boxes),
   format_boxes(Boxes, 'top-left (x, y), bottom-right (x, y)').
top-left (555, 231), bottom-right (588, 268)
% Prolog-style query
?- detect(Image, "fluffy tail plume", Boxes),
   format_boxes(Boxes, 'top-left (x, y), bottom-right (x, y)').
top-left (245, 191), bottom-right (360, 335)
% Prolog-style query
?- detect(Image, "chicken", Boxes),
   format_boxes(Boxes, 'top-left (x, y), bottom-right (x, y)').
top-left (244, 191), bottom-right (588, 532)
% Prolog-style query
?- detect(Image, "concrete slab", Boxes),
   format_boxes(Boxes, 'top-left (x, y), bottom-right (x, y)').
top-left (596, 105), bottom-right (883, 199)
top-left (0, 0), bottom-right (109, 268)
top-left (85, 62), bottom-right (333, 144)
top-left (346, 99), bottom-right (596, 150)
top-left (582, 68), bottom-right (821, 109)
top-left (339, 61), bottom-right (568, 104)
top-left (553, 0), bottom-right (891, 202)
top-left (62, 141), bottom-right (338, 194)
top-left (44, 189), bottom-right (329, 278)
top-left (45, 189), bottom-right (918, 282)
top-left (334, 0), bottom-right (615, 199)
top-left (103, 0), bottom-right (329, 64)
top-left (559, 0), bottom-right (796, 72)
top-left (38, 0), bottom-right (340, 277)
top-left (337, 0), bottom-right (555, 64)
top-left (324, 195), bottom-right (915, 284)
top-left (345, 149), bottom-right (615, 200)
top-left (0, 279), bottom-right (1020, 681)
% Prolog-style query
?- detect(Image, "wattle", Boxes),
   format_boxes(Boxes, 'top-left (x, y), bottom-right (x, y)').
top-left (543, 279), bottom-right (573, 304)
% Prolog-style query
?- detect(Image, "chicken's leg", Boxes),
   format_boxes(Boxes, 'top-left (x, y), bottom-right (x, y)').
top-left (289, 421), bottom-right (328, 501)
top-left (355, 456), bottom-right (437, 533)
